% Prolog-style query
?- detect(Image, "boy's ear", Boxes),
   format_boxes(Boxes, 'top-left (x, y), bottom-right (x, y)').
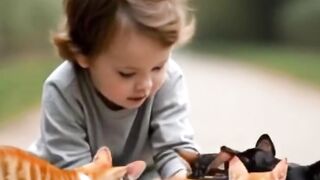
top-left (68, 43), bottom-right (89, 68)
top-left (272, 158), bottom-right (288, 180)
top-left (74, 53), bottom-right (90, 68)
top-left (229, 156), bottom-right (248, 178)
top-left (255, 134), bottom-right (276, 156)
top-left (93, 146), bottom-right (113, 167)
top-left (125, 160), bottom-right (146, 179)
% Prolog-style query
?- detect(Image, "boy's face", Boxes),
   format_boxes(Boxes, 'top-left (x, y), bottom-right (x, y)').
top-left (78, 28), bottom-right (171, 109)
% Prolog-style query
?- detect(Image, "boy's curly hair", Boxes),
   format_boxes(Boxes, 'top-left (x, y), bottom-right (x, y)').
top-left (52, 0), bottom-right (195, 61)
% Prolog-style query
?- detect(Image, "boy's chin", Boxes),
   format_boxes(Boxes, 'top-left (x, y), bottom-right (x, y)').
top-left (122, 100), bottom-right (146, 109)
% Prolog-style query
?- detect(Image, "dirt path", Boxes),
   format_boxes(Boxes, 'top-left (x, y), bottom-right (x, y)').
top-left (1, 52), bottom-right (320, 165)
top-left (174, 52), bottom-right (320, 165)
top-left (0, 108), bottom-right (40, 149)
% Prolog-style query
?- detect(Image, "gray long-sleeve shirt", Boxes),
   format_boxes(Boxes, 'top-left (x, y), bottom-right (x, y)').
top-left (28, 58), bottom-right (198, 178)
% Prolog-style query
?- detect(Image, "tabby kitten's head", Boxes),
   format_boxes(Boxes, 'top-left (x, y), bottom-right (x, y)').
top-left (76, 146), bottom-right (146, 180)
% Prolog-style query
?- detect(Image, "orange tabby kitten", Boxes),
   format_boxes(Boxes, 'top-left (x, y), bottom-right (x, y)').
top-left (229, 156), bottom-right (288, 180)
top-left (0, 145), bottom-right (146, 180)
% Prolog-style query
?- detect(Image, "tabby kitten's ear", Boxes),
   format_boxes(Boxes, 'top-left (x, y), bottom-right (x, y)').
top-left (102, 161), bottom-right (146, 180)
top-left (75, 146), bottom-right (113, 173)
top-left (272, 159), bottom-right (288, 180)
top-left (93, 146), bottom-right (113, 167)
top-left (125, 160), bottom-right (146, 179)
top-left (94, 146), bottom-right (146, 179)
top-left (229, 156), bottom-right (248, 179)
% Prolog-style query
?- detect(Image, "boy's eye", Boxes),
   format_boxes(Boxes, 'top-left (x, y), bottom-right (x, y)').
top-left (118, 72), bottom-right (135, 78)
top-left (152, 66), bottom-right (163, 71)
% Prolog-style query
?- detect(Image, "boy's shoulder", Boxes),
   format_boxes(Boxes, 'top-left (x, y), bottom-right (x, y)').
top-left (167, 58), bottom-right (184, 79)
top-left (44, 61), bottom-right (79, 90)
top-left (156, 58), bottom-right (185, 94)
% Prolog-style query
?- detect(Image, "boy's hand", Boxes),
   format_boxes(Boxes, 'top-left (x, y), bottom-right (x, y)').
top-left (167, 169), bottom-right (188, 180)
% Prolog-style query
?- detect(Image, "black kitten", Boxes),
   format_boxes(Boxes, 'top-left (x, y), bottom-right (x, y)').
top-left (286, 160), bottom-right (320, 180)
top-left (177, 134), bottom-right (320, 180)
top-left (208, 134), bottom-right (278, 173)
top-left (215, 134), bottom-right (320, 180)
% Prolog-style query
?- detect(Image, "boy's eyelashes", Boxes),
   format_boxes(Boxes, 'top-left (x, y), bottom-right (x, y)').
top-left (118, 66), bottom-right (164, 78)
top-left (152, 65), bottom-right (163, 71)
top-left (118, 72), bottom-right (135, 78)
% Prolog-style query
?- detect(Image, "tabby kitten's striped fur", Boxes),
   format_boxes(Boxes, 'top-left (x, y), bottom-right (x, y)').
top-left (0, 145), bottom-right (146, 180)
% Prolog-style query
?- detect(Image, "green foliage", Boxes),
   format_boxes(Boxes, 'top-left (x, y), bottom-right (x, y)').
top-left (193, 0), bottom-right (284, 43)
top-left (191, 43), bottom-right (320, 87)
top-left (0, 0), bottom-right (62, 56)
top-left (192, 0), bottom-right (320, 46)
top-left (274, 0), bottom-right (320, 46)
top-left (0, 55), bottom-right (59, 121)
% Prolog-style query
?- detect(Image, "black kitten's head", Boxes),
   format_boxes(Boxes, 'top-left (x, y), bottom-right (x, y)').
top-left (206, 133), bottom-right (279, 173)
top-left (238, 147), bottom-right (277, 172)
top-left (237, 133), bottom-right (279, 172)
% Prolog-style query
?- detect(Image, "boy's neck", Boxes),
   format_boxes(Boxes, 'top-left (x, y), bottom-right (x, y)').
top-left (96, 89), bottom-right (124, 111)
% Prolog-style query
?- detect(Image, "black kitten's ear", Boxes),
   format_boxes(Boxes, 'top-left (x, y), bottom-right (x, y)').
top-left (255, 134), bottom-right (276, 156)
top-left (206, 146), bottom-right (239, 175)
top-left (206, 147), bottom-right (234, 171)
top-left (175, 149), bottom-right (199, 165)
top-left (220, 146), bottom-right (240, 155)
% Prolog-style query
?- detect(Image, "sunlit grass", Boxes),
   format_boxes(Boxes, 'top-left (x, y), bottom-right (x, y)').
top-left (0, 55), bottom-right (59, 122)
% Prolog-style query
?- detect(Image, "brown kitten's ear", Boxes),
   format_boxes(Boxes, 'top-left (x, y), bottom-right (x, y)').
top-left (93, 146), bottom-right (112, 167)
top-left (229, 156), bottom-right (248, 179)
top-left (272, 158), bottom-right (288, 180)
top-left (175, 149), bottom-right (199, 165)
top-left (255, 134), bottom-right (276, 156)
top-left (125, 160), bottom-right (146, 179)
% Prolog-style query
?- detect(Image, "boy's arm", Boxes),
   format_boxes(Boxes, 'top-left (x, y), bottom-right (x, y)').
top-left (150, 60), bottom-right (198, 178)
top-left (28, 80), bottom-right (91, 168)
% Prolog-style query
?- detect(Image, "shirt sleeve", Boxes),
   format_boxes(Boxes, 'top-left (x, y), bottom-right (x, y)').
top-left (150, 60), bottom-right (199, 178)
top-left (28, 79), bottom-right (92, 168)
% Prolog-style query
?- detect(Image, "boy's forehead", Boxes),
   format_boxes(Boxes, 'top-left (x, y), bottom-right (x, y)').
top-left (109, 55), bottom-right (168, 71)
top-left (120, 59), bottom-right (168, 70)
top-left (105, 21), bottom-right (170, 53)
top-left (100, 32), bottom-right (171, 67)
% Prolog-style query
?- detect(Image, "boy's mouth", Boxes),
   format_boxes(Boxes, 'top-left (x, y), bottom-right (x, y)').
top-left (127, 96), bottom-right (146, 102)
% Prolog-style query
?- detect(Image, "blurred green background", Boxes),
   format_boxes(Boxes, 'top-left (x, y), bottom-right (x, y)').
top-left (189, 0), bottom-right (320, 88)
top-left (0, 0), bottom-right (61, 122)
top-left (0, 0), bottom-right (320, 122)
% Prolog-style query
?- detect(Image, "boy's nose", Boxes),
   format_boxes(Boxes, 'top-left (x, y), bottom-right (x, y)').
top-left (135, 77), bottom-right (152, 92)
